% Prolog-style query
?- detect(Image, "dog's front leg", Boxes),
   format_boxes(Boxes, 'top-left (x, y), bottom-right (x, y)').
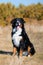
top-left (28, 46), bottom-right (32, 56)
top-left (13, 47), bottom-right (17, 55)
top-left (19, 49), bottom-right (23, 56)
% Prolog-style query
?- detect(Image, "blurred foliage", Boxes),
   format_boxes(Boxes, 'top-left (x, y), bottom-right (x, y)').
top-left (0, 3), bottom-right (43, 26)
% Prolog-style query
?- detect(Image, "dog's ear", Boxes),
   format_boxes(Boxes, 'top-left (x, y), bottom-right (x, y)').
top-left (11, 18), bottom-right (16, 24)
top-left (21, 18), bottom-right (25, 24)
top-left (10, 18), bottom-right (16, 28)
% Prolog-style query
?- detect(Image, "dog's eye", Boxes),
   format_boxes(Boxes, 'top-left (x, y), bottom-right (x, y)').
top-left (16, 23), bottom-right (19, 26)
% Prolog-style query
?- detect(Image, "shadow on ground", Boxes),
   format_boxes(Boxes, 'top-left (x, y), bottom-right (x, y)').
top-left (0, 50), bottom-right (13, 55)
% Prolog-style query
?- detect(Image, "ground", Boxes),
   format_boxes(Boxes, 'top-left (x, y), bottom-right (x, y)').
top-left (0, 21), bottom-right (43, 65)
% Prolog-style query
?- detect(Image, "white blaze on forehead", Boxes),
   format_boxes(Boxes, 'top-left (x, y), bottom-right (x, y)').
top-left (17, 20), bottom-right (21, 25)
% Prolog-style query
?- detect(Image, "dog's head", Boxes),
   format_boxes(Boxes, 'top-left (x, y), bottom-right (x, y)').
top-left (11, 18), bottom-right (25, 29)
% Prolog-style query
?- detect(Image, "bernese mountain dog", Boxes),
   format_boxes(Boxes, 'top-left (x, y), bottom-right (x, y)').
top-left (11, 18), bottom-right (35, 57)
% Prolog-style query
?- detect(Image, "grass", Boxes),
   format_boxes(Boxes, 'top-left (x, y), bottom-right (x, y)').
top-left (0, 21), bottom-right (43, 65)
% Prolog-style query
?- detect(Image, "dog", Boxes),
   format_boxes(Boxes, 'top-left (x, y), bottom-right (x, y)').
top-left (11, 18), bottom-right (35, 56)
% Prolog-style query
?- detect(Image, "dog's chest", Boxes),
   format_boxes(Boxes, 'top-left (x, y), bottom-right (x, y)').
top-left (12, 27), bottom-right (22, 47)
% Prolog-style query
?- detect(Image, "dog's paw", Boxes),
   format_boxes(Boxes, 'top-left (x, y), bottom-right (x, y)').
top-left (28, 55), bottom-right (30, 57)
top-left (23, 51), bottom-right (29, 56)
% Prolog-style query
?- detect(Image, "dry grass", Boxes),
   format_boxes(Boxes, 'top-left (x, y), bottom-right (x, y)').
top-left (0, 21), bottom-right (43, 65)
